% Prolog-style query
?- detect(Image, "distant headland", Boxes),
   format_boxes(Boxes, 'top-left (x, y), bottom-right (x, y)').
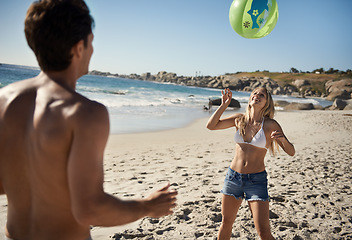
top-left (89, 69), bottom-right (352, 110)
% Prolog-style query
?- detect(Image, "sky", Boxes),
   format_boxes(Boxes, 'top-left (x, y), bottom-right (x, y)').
top-left (0, 0), bottom-right (351, 77)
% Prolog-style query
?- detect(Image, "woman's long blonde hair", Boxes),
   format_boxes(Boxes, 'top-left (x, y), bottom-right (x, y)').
top-left (234, 87), bottom-right (278, 155)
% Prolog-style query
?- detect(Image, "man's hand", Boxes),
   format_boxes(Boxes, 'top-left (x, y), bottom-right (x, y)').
top-left (144, 183), bottom-right (177, 218)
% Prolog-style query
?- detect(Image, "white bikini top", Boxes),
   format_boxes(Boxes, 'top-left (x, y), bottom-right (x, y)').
top-left (234, 119), bottom-right (268, 150)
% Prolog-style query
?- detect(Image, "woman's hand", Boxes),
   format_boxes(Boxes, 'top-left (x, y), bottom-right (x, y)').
top-left (271, 130), bottom-right (285, 142)
top-left (221, 88), bottom-right (232, 106)
top-left (206, 88), bottom-right (239, 130)
top-left (271, 130), bottom-right (295, 156)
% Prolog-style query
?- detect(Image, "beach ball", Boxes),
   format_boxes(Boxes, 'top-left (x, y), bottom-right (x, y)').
top-left (229, 0), bottom-right (279, 39)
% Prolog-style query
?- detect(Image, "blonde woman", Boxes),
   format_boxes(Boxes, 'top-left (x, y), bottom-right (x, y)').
top-left (207, 88), bottom-right (295, 240)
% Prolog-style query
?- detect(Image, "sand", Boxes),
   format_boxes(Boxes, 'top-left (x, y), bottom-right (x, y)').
top-left (1, 110), bottom-right (351, 239)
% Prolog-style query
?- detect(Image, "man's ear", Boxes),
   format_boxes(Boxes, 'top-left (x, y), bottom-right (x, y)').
top-left (71, 40), bottom-right (85, 59)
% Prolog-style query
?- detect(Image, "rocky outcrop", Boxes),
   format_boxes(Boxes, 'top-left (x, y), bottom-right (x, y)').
top-left (325, 79), bottom-right (352, 101)
top-left (292, 79), bottom-right (314, 97)
top-left (220, 75), bottom-right (286, 95)
top-left (90, 70), bottom-right (290, 96)
top-left (89, 71), bottom-right (352, 106)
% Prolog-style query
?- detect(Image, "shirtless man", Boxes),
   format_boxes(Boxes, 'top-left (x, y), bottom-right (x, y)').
top-left (0, 1), bottom-right (177, 239)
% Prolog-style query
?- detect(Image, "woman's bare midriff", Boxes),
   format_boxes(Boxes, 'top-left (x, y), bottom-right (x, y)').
top-left (230, 144), bottom-right (268, 174)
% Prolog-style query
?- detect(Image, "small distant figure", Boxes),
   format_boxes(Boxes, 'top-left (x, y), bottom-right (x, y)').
top-left (208, 98), bottom-right (213, 111)
top-left (203, 98), bottom-right (213, 111)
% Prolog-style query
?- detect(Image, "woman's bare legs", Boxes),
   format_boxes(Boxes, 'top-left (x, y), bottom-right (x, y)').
top-left (218, 194), bottom-right (242, 240)
top-left (248, 200), bottom-right (275, 240)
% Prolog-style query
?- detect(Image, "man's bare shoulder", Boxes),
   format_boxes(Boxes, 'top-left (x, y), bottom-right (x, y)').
top-left (0, 76), bottom-right (109, 131)
top-left (68, 93), bottom-right (109, 133)
top-left (73, 98), bottom-right (109, 122)
top-left (0, 77), bottom-right (36, 96)
top-left (0, 77), bottom-right (38, 114)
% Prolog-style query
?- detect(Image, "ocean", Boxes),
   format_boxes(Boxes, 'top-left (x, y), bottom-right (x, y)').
top-left (0, 64), bottom-right (332, 134)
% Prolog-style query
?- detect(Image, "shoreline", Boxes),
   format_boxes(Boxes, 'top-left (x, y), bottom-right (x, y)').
top-left (1, 110), bottom-right (351, 239)
top-left (107, 103), bottom-right (332, 135)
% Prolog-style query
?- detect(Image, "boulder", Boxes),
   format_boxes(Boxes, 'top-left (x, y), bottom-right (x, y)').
top-left (274, 100), bottom-right (290, 107)
top-left (222, 75), bottom-right (248, 90)
top-left (251, 78), bottom-right (279, 92)
top-left (283, 85), bottom-right (297, 95)
top-left (284, 102), bottom-right (315, 110)
top-left (330, 99), bottom-right (352, 110)
top-left (210, 98), bottom-right (241, 108)
top-left (272, 86), bottom-right (285, 95)
top-left (207, 79), bottom-right (219, 88)
top-left (243, 86), bottom-right (252, 92)
top-left (313, 105), bottom-right (324, 110)
top-left (155, 71), bottom-right (177, 82)
top-left (293, 79), bottom-right (310, 88)
top-left (332, 98), bottom-right (348, 110)
top-left (141, 72), bottom-right (155, 81)
top-left (325, 79), bottom-right (352, 100)
top-left (326, 89), bottom-right (351, 101)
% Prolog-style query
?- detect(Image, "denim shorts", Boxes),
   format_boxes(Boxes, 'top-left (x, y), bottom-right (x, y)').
top-left (221, 167), bottom-right (270, 201)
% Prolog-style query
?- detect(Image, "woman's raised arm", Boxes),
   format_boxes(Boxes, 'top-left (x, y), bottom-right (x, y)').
top-left (206, 89), bottom-right (240, 130)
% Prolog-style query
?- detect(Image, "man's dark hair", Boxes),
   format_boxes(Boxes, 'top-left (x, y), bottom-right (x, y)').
top-left (24, 0), bottom-right (95, 72)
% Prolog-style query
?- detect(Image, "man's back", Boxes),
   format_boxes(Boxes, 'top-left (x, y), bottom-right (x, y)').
top-left (0, 1), bottom-right (177, 238)
top-left (0, 74), bottom-right (99, 239)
